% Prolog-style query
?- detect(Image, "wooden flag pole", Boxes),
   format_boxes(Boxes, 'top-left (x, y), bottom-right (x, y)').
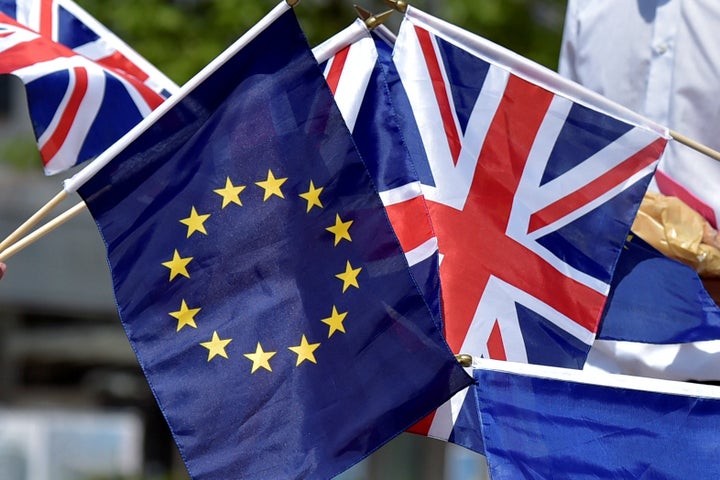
top-left (0, 190), bottom-right (68, 254)
top-left (670, 130), bottom-right (720, 162)
top-left (0, 200), bottom-right (86, 262)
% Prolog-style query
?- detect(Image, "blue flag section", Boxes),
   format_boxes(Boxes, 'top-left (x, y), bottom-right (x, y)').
top-left (599, 234), bottom-right (720, 343)
top-left (474, 362), bottom-right (720, 480)
top-left (77, 7), bottom-right (471, 480)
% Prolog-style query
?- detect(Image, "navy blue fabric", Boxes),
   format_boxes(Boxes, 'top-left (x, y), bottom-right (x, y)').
top-left (57, 4), bottom-right (99, 50)
top-left (475, 367), bottom-right (720, 479)
top-left (599, 235), bottom-right (720, 343)
top-left (79, 10), bottom-right (471, 480)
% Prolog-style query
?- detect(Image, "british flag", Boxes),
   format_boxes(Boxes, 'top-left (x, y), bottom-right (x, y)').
top-left (392, 7), bottom-right (667, 446)
top-left (318, 9), bottom-right (669, 453)
top-left (0, 0), bottom-right (177, 174)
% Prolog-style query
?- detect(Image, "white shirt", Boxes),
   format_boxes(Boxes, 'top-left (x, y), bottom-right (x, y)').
top-left (559, 0), bottom-right (720, 228)
top-left (560, 0), bottom-right (720, 381)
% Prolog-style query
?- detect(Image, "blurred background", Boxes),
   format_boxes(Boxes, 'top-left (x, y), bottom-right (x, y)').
top-left (0, 0), bottom-right (566, 478)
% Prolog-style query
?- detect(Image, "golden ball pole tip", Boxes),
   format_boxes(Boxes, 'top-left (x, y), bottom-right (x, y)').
top-left (455, 354), bottom-right (473, 367)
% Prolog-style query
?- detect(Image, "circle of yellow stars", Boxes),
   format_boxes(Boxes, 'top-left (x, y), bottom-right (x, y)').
top-left (160, 168), bottom-right (363, 374)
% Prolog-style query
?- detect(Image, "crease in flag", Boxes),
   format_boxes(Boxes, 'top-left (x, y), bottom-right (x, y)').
top-left (74, 4), bottom-right (472, 479)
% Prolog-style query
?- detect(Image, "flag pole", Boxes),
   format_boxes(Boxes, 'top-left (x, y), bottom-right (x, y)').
top-left (0, 201), bottom-right (86, 262)
top-left (670, 130), bottom-right (720, 161)
top-left (0, 190), bottom-right (68, 254)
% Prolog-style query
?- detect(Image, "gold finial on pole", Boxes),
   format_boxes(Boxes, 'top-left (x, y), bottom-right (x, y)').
top-left (382, 0), bottom-right (408, 13)
top-left (455, 354), bottom-right (473, 368)
top-left (354, 6), bottom-right (395, 30)
top-left (354, 5), bottom-right (373, 20)
top-left (286, 0), bottom-right (301, 7)
top-left (367, 9), bottom-right (394, 30)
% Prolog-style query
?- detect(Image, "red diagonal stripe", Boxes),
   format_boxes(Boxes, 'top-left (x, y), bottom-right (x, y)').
top-left (96, 51), bottom-right (150, 82)
top-left (527, 138), bottom-right (667, 234)
top-left (415, 26), bottom-right (462, 165)
top-left (40, 65), bottom-right (89, 163)
top-left (325, 45), bottom-right (350, 95)
top-left (384, 196), bottom-right (434, 253)
top-left (430, 75), bottom-right (606, 352)
top-left (0, 29), bottom-right (74, 73)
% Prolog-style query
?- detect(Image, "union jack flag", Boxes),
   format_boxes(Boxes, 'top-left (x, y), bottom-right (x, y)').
top-left (392, 7), bottom-right (667, 446)
top-left (0, 0), bottom-right (177, 174)
top-left (318, 9), bottom-right (669, 453)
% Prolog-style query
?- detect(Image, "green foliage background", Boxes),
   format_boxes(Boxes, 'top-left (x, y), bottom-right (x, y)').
top-left (76, 0), bottom-right (568, 84)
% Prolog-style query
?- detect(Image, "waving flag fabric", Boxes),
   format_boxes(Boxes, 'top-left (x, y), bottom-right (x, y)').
top-left (315, 24), bottom-right (488, 452)
top-left (599, 234), bottom-right (720, 344)
top-left (586, 233), bottom-right (720, 382)
top-left (389, 6), bottom-right (668, 447)
top-left (316, 21), bottom-right (441, 325)
top-left (74, 5), bottom-right (471, 479)
top-left (0, 0), bottom-right (176, 174)
top-left (0, 0), bottom-right (176, 95)
top-left (474, 359), bottom-right (720, 480)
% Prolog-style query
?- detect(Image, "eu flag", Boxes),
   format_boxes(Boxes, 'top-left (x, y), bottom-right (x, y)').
top-left (76, 5), bottom-right (472, 479)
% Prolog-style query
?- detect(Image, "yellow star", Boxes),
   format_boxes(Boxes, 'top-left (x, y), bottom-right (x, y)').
top-left (161, 249), bottom-right (192, 281)
top-left (288, 335), bottom-right (321, 366)
top-left (169, 299), bottom-right (200, 331)
top-left (255, 169), bottom-right (287, 201)
top-left (326, 214), bottom-right (353, 246)
top-left (321, 306), bottom-right (347, 337)
top-left (299, 180), bottom-right (324, 212)
top-left (335, 260), bottom-right (362, 292)
top-left (244, 342), bottom-right (277, 373)
top-left (214, 177), bottom-right (246, 208)
top-left (200, 331), bottom-right (232, 361)
top-left (179, 206), bottom-right (211, 238)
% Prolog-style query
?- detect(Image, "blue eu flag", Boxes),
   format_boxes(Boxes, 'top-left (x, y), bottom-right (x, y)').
top-left (77, 5), bottom-right (471, 479)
